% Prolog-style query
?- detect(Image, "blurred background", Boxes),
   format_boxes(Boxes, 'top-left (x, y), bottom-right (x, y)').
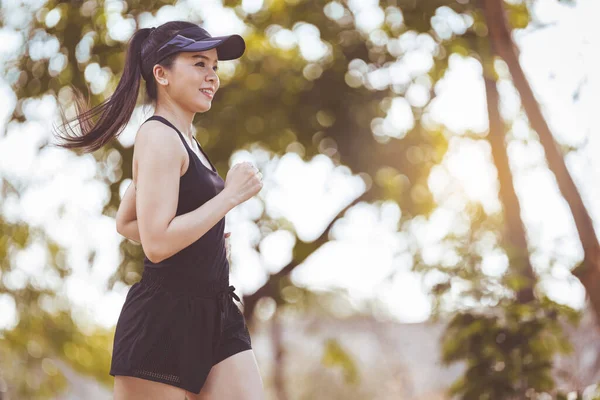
top-left (0, 0), bottom-right (598, 398)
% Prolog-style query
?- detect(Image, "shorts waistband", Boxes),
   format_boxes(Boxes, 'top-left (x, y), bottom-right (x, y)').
top-left (139, 266), bottom-right (229, 298)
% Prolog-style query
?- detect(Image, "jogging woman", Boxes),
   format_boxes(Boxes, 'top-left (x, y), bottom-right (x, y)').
top-left (53, 21), bottom-right (265, 399)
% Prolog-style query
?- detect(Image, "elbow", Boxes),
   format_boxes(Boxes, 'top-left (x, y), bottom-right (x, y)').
top-left (115, 214), bottom-right (130, 235)
top-left (140, 226), bottom-right (169, 263)
top-left (146, 251), bottom-right (163, 264)
top-left (143, 240), bottom-right (166, 264)
top-left (116, 219), bottom-right (134, 240)
top-left (116, 219), bottom-right (126, 236)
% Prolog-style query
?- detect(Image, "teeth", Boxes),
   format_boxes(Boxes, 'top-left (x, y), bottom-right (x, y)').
top-left (200, 89), bottom-right (213, 95)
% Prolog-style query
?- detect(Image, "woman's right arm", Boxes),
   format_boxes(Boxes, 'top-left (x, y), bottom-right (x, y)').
top-left (134, 122), bottom-right (249, 264)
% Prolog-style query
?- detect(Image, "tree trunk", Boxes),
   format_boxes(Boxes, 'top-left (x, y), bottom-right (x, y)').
top-left (485, 75), bottom-right (536, 303)
top-left (271, 307), bottom-right (288, 400)
top-left (482, 0), bottom-right (600, 322)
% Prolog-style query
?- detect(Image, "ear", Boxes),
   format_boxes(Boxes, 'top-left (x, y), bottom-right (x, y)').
top-left (153, 65), bottom-right (169, 86)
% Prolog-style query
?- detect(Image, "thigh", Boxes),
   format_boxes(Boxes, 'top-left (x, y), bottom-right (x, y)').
top-left (114, 375), bottom-right (186, 400)
top-left (185, 349), bottom-right (265, 400)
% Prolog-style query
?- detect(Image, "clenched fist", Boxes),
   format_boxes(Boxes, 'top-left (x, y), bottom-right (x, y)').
top-left (223, 161), bottom-right (263, 207)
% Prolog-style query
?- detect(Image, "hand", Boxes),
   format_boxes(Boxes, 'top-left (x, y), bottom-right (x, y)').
top-left (223, 162), bottom-right (263, 207)
top-left (224, 232), bottom-right (231, 263)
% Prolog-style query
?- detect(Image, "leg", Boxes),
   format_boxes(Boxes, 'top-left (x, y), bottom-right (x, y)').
top-left (185, 349), bottom-right (265, 400)
top-left (114, 375), bottom-right (187, 400)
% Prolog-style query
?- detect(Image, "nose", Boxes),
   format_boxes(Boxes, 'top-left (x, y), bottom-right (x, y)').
top-left (206, 68), bottom-right (218, 83)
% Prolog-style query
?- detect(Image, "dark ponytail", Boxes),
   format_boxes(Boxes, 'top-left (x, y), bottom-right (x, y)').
top-left (51, 21), bottom-right (197, 153)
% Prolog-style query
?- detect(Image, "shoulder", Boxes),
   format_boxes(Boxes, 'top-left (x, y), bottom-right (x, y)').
top-left (134, 120), bottom-right (185, 165)
top-left (135, 120), bottom-right (185, 153)
top-left (136, 120), bottom-right (180, 146)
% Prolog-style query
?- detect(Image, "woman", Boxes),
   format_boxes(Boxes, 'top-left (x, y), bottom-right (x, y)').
top-left (52, 21), bottom-right (265, 399)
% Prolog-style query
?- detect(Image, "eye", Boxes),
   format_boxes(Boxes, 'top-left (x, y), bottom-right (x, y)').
top-left (195, 62), bottom-right (218, 72)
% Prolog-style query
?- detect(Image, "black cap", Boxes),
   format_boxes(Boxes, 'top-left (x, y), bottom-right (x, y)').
top-left (141, 25), bottom-right (246, 81)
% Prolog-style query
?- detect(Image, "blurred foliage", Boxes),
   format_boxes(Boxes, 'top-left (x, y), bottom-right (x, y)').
top-left (321, 338), bottom-right (359, 385)
top-left (0, 0), bottom-right (587, 398)
top-left (442, 296), bottom-right (580, 399)
top-left (1, 308), bottom-right (114, 397)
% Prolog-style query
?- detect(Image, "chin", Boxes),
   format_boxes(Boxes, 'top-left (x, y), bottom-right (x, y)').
top-left (194, 98), bottom-right (211, 111)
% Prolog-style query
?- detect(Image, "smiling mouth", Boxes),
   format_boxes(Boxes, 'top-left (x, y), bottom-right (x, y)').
top-left (199, 89), bottom-right (214, 99)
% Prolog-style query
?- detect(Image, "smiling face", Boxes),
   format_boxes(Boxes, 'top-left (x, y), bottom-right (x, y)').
top-left (154, 47), bottom-right (220, 113)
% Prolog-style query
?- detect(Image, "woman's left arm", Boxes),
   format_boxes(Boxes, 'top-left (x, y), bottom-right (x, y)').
top-left (116, 182), bottom-right (141, 243)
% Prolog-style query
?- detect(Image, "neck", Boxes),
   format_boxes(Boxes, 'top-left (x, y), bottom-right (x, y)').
top-left (154, 102), bottom-right (195, 141)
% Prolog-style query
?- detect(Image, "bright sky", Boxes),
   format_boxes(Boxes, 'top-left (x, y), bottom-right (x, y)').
top-left (0, 0), bottom-right (597, 332)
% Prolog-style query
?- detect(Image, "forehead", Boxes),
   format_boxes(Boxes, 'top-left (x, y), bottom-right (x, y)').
top-left (183, 50), bottom-right (218, 62)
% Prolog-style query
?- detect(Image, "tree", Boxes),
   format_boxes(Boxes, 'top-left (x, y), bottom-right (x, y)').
top-left (481, 0), bottom-right (600, 326)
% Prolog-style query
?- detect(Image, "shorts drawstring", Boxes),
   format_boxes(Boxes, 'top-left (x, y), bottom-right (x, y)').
top-left (214, 285), bottom-right (241, 349)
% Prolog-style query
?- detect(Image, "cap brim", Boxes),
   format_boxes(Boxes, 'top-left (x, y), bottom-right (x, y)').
top-left (180, 35), bottom-right (245, 60)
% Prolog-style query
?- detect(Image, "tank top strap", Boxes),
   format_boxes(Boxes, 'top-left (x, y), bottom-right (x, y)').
top-left (144, 115), bottom-right (191, 152)
top-left (143, 115), bottom-right (218, 173)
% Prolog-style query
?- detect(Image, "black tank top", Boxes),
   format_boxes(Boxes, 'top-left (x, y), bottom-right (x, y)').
top-left (139, 115), bottom-right (229, 283)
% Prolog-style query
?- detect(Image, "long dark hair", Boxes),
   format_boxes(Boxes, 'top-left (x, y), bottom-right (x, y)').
top-left (51, 21), bottom-right (198, 153)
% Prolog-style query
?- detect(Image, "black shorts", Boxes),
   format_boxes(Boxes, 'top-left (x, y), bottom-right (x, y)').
top-left (109, 267), bottom-right (252, 394)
